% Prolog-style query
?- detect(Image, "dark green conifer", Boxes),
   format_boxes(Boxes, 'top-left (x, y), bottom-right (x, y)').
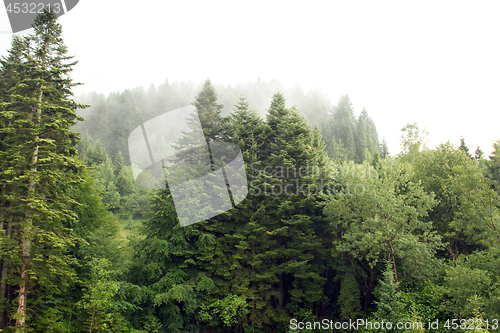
top-left (0, 10), bottom-right (87, 329)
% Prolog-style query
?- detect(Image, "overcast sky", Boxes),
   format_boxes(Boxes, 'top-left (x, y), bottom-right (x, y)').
top-left (1, 1), bottom-right (499, 157)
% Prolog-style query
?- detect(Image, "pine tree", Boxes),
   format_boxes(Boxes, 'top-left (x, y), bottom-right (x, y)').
top-left (355, 112), bottom-right (369, 163)
top-left (189, 78), bottom-right (227, 144)
top-left (475, 145), bottom-right (484, 161)
top-left (338, 271), bottom-right (362, 320)
top-left (355, 108), bottom-right (379, 164)
top-left (459, 136), bottom-right (472, 159)
top-left (202, 96), bottom-right (273, 330)
top-left (0, 10), bottom-right (86, 330)
top-left (345, 125), bottom-right (356, 161)
top-left (374, 261), bottom-right (405, 331)
top-left (257, 93), bottom-right (330, 328)
top-left (0, 34), bottom-right (26, 330)
top-left (380, 137), bottom-right (389, 159)
top-left (485, 140), bottom-right (500, 193)
top-left (329, 135), bottom-right (346, 163)
top-left (329, 95), bottom-right (357, 162)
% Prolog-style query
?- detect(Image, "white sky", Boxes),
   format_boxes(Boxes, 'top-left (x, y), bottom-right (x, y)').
top-left (1, 1), bottom-right (499, 157)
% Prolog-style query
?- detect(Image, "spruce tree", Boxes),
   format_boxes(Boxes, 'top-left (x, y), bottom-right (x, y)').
top-left (330, 95), bottom-right (357, 161)
top-left (258, 93), bottom-right (330, 328)
top-left (338, 271), bottom-right (362, 320)
top-left (380, 137), bottom-right (389, 159)
top-left (355, 111), bottom-right (369, 163)
top-left (374, 261), bottom-right (405, 330)
top-left (459, 136), bottom-right (473, 159)
top-left (0, 10), bottom-right (86, 330)
top-left (188, 78), bottom-right (227, 144)
top-left (485, 140), bottom-right (500, 193)
top-left (475, 145), bottom-right (484, 161)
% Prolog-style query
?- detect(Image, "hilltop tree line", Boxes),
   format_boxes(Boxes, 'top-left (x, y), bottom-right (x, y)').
top-left (1, 11), bottom-right (500, 333)
top-left (74, 78), bottom-right (383, 166)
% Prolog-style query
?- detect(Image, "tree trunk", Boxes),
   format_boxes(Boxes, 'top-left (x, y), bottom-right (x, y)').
top-left (389, 242), bottom-right (398, 286)
top-left (15, 83), bottom-right (44, 331)
top-left (0, 216), bottom-right (12, 329)
top-left (89, 304), bottom-right (96, 333)
top-left (364, 266), bottom-right (374, 311)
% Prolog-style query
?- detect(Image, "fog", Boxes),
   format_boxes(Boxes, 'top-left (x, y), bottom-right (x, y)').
top-left (1, 1), bottom-right (500, 156)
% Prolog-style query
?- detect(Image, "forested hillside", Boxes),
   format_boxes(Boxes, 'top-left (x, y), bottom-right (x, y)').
top-left (1, 11), bottom-right (500, 333)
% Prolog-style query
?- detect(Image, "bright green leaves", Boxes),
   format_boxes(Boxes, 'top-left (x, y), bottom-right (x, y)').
top-left (76, 257), bottom-right (134, 333)
top-left (412, 142), bottom-right (500, 255)
top-left (199, 294), bottom-right (249, 327)
top-left (325, 159), bottom-right (441, 309)
top-left (326, 160), bottom-right (439, 269)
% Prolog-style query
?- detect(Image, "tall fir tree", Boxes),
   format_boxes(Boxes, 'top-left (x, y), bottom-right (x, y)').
top-left (459, 136), bottom-right (473, 159)
top-left (485, 140), bottom-right (500, 193)
top-left (355, 112), bottom-right (369, 163)
top-left (329, 95), bottom-right (357, 161)
top-left (475, 145), bottom-right (484, 161)
top-left (380, 137), bottom-right (389, 159)
top-left (0, 10), bottom-right (86, 331)
top-left (257, 92), bottom-right (330, 328)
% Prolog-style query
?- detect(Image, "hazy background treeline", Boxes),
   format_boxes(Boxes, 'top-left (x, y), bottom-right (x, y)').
top-left (74, 78), bottom-right (385, 167)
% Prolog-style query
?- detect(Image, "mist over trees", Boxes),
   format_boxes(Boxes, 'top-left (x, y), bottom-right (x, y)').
top-left (73, 79), bottom-right (381, 167)
top-left (2, 11), bottom-right (500, 333)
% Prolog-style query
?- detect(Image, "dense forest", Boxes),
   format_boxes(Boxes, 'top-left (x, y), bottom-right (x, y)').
top-left (1, 11), bottom-right (500, 333)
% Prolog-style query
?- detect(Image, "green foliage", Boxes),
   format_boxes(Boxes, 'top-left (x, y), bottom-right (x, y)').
top-left (373, 262), bottom-right (405, 329)
top-left (3, 13), bottom-right (500, 330)
top-left (200, 294), bottom-right (249, 327)
top-left (337, 271), bottom-right (363, 320)
top-left (475, 145), bottom-right (484, 161)
top-left (459, 137), bottom-right (472, 159)
top-left (485, 140), bottom-right (500, 193)
top-left (0, 9), bottom-right (88, 330)
top-left (380, 138), bottom-right (389, 159)
top-left (399, 122), bottom-right (428, 162)
top-left (325, 158), bottom-right (441, 309)
top-left (411, 142), bottom-right (500, 257)
top-left (142, 314), bottom-right (162, 333)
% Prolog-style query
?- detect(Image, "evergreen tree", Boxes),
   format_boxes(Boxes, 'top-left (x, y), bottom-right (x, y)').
top-left (355, 108), bottom-right (379, 163)
top-left (329, 135), bottom-right (346, 163)
top-left (475, 145), bottom-right (484, 161)
top-left (485, 140), bottom-right (500, 193)
top-left (214, 96), bottom-right (272, 331)
top-left (338, 271), bottom-right (363, 320)
top-left (0, 10), bottom-right (86, 330)
top-left (364, 110), bottom-right (380, 155)
top-left (373, 261), bottom-right (405, 330)
top-left (345, 126), bottom-right (356, 161)
top-left (355, 112), bottom-right (369, 163)
top-left (329, 95), bottom-right (357, 162)
top-left (459, 136), bottom-right (472, 159)
top-left (0, 34), bottom-right (26, 330)
top-left (257, 93), bottom-right (330, 328)
top-left (190, 78), bottom-right (227, 144)
top-left (92, 155), bottom-right (121, 212)
top-left (380, 137), bottom-right (389, 159)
